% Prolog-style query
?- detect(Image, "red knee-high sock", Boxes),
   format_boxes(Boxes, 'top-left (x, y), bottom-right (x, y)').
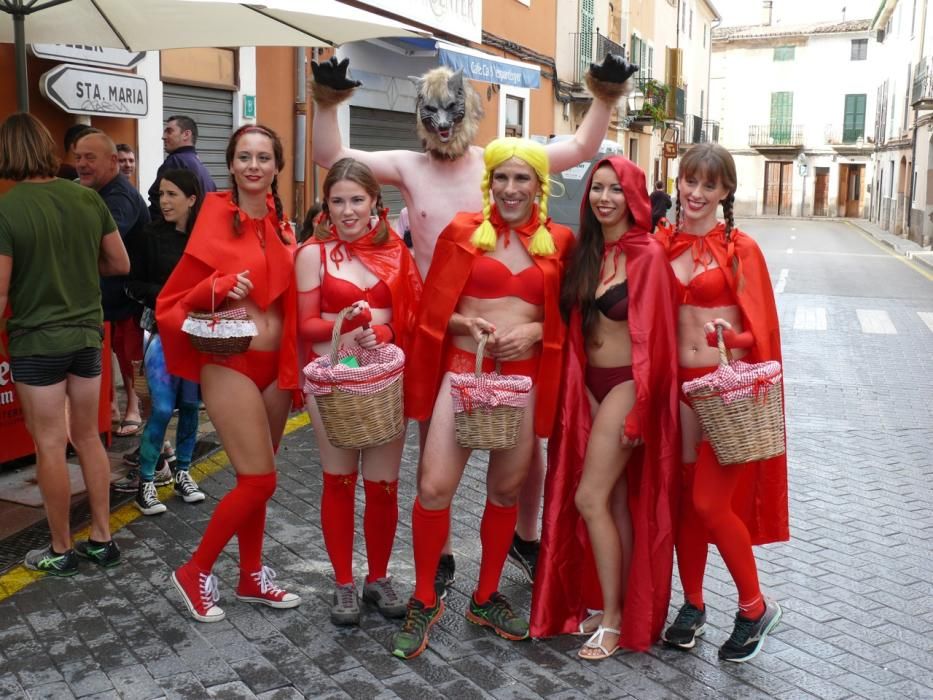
top-left (363, 479), bottom-right (398, 583)
top-left (475, 500), bottom-right (519, 605)
top-left (693, 441), bottom-right (764, 619)
top-left (675, 460), bottom-right (709, 609)
top-left (237, 503), bottom-right (268, 576)
top-left (321, 472), bottom-right (358, 585)
top-left (192, 472), bottom-right (277, 572)
top-left (412, 498), bottom-right (450, 606)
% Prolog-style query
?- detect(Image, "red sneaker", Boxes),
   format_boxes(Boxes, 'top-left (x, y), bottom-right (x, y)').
top-left (172, 562), bottom-right (225, 622)
top-left (236, 565), bottom-right (301, 609)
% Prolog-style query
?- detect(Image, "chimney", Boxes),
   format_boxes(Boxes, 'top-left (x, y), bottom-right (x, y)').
top-left (762, 0), bottom-right (773, 25)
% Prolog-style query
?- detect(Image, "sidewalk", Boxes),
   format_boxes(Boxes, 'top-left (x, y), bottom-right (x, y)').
top-left (838, 217), bottom-right (933, 274)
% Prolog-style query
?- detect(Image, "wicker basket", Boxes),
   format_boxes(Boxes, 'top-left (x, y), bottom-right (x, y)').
top-left (181, 278), bottom-right (257, 355)
top-left (684, 326), bottom-right (786, 466)
top-left (308, 307), bottom-right (405, 450)
top-left (451, 334), bottom-right (532, 451)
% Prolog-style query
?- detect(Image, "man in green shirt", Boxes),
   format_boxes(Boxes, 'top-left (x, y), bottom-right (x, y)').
top-left (0, 113), bottom-right (130, 576)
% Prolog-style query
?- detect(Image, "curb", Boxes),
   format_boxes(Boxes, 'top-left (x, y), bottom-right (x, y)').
top-left (846, 220), bottom-right (933, 275)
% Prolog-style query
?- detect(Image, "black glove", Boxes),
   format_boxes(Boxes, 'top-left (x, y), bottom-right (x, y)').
top-left (310, 56), bottom-right (361, 91)
top-left (588, 53), bottom-right (639, 84)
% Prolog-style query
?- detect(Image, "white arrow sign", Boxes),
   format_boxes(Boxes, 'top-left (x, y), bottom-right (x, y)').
top-left (31, 44), bottom-right (145, 69)
top-left (40, 65), bottom-right (148, 118)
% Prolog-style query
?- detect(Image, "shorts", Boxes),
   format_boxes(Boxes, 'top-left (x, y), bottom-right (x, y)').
top-left (110, 317), bottom-right (144, 376)
top-left (10, 347), bottom-right (102, 386)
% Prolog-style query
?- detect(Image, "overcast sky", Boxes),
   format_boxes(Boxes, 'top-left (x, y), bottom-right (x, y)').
top-left (712, 0), bottom-right (881, 27)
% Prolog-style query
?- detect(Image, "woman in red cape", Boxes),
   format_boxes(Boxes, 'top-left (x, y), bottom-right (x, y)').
top-left (656, 143), bottom-right (788, 664)
top-left (157, 124), bottom-right (301, 623)
top-left (294, 158), bottom-right (421, 627)
top-left (394, 138), bottom-right (573, 660)
top-left (530, 156), bottom-right (680, 656)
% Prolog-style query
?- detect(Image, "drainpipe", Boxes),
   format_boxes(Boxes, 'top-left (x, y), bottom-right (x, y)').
top-left (294, 47), bottom-right (307, 223)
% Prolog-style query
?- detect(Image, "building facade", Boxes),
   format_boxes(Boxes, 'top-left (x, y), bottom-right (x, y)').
top-left (711, 11), bottom-right (878, 218)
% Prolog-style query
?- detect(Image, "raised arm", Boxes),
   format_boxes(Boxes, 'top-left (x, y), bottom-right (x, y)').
top-left (310, 57), bottom-right (406, 186)
top-left (546, 53), bottom-right (639, 173)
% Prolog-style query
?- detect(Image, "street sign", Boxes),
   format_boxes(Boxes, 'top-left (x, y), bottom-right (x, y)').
top-left (663, 141), bottom-right (678, 158)
top-left (40, 65), bottom-right (148, 118)
top-left (31, 44), bottom-right (145, 69)
top-left (243, 94), bottom-right (256, 119)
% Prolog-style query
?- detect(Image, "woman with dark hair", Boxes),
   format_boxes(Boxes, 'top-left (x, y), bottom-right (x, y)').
top-left (157, 124), bottom-right (302, 622)
top-left (295, 157), bottom-right (421, 626)
top-left (531, 156), bottom-right (679, 658)
top-left (125, 169), bottom-right (206, 516)
top-left (656, 143), bottom-right (787, 663)
top-left (0, 112), bottom-right (129, 575)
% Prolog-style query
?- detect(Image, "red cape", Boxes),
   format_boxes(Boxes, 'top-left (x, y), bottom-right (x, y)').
top-left (404, 206), bottom-right (573, 438)
top-left (656, 221), bottom-right (789, 545)
top-left (295, 223), bottom-right (423, 366)
top-left (156, 191), bottom-right (299, 389)
top-left (531, 156), bottom-right (681, 650)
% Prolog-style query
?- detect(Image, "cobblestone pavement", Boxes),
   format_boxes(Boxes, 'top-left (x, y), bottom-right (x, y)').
top-left (0, 219), bottom-right (931, 699)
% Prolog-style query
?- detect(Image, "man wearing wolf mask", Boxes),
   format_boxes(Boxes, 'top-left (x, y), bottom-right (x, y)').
top-left (310, 52), bottom-right (638, 595)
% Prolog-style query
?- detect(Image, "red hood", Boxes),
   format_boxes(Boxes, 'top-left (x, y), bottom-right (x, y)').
top-left (582, 155), bottom-right (652, 234)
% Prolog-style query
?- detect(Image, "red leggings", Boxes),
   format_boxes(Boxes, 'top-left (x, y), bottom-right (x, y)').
top-left (677, 434), bottom-right (764, 618)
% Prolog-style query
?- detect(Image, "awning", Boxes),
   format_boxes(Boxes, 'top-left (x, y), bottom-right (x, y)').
top-left (435, 40), bottom-right (541, 89)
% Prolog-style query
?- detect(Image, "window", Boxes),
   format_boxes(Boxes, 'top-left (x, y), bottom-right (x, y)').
top-left (704, 24), bottom-right (708, 48)
top-left (630, 34), bottom-right (651, 83)
top-left (505, 95), bottom-right (525, 137)
top-left (682, 2), bottom-right (687, 32)
top-left (579, 0), bottom-right (594, 80)
top-left (628, 137), bottom-right (639, 163)
top-left (773, 46), bottom-right (795, 61)
top-left (851, 38), bottom-right (868, 60)
top-left (843, 94), bottom-right (867, 143)
top-left (700, 89), bottom-right (705, 118)
top-left (689, 9), bottom-right (693, 39)
top-left (769, 91), bottom-right (793, 144)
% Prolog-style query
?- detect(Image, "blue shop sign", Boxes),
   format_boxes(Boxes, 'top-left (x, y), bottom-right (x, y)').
top-left (437, 44), bottom-right (540, 89)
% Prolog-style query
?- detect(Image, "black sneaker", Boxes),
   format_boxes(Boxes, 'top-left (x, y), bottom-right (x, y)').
top-left (719, 598), bottom-right (783, 663)
top-left (74, 539), bottom-right (121, 568)
top-left (113, 468), bottom-right (140, 493)
top-left (434, 553), bottom-right (456, 600)
top-left (391, 596), bottom-right (444, 660)
top-left (465, 591), bottom-right (529, 641)
top-left (662, 601), bottom-right (707, 649)
top-left (174, 470), bottom-right (206, 503)
top-left (135, 481), bottom-right (167, 515)
top-left (24, 545), bottom-right (78, 577)
top-left (507, 533), bottom-right (539, 583)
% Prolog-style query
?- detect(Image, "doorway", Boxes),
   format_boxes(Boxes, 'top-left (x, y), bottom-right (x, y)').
top-left (813, 167), bottom-right (830, 216)
top-left (838, 164), bottom-right (865, 217)
top-left (763, 161), bottom-right (793, 215)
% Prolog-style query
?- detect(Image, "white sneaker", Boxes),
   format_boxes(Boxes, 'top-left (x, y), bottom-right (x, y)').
top-left (174, 470), bottom-right (206, 503)
top-left (135, 481), bottom-right (167, 515)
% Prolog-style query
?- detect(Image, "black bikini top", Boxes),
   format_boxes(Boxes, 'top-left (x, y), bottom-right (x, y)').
top-left (595, 280), bottom-right (629, 321)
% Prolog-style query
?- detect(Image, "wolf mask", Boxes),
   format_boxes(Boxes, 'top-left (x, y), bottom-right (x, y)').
top-left (412, 67), bottom-right (483, 160)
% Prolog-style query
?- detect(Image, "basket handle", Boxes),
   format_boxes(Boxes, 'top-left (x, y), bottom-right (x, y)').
top-left (715, 322), bottom-right (734, 367)
top-left (473, 332), bottom-right (502, 376)
top-left (329, 305), bottom-right (371, 365)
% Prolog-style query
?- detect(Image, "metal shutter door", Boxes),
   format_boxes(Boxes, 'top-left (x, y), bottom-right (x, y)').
top-left (349, 107), bottom-right (421, 217)
top-left (163, 83), bottom-right (234, 189)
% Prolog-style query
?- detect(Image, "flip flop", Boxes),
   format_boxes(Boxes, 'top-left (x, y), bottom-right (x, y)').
top-left (115, 419), bottom-right (143, 437)
top-left (572, 609), bottom-right (604, 636)
top-left (578, 625), bottom-right (620, 660)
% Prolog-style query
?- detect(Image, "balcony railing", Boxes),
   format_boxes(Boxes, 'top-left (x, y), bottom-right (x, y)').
top-left (824, 125), bottom-right (871, 146)
top-left (748, 123), bottom-right (804, 147)
top-left (685, 114), bottom-right (720, 143)
top-left (912, 59), bottom-right (933, 107)
top-left (571, 32), bottom-right (627, 84)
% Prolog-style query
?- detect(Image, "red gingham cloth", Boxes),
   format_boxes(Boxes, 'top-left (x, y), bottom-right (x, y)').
top-left (303, 345), bottom-right (405, 396)
top-left (449, 372), bottom-right (532, 414)
top-left (682, 360), bottom-right (782, 405)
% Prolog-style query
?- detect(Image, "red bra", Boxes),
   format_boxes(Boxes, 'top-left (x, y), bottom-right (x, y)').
top-left (320, 276), bottom-right (391, 313)
top-left (674, 266), bottom-right (733, 308)
top-left (462, 255), bottom-right (544, 305)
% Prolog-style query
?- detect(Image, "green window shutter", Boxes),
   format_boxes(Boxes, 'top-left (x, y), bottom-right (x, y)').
top-left (773, 46), bottom-right (795, 61)
top-left (769, 92), bottom-right (793, 144)
top-left (580, 0), bottom-right (594, 79)
top-left (843, 94), bottom-right (867, 143)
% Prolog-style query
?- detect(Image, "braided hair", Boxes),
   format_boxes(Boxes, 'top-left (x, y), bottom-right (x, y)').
top-left (313, 157), bottom-right (390, 244)
top-left (471, 137), bottom-right (555, 256)
top-left (225, 123), bottom-right (290, 244)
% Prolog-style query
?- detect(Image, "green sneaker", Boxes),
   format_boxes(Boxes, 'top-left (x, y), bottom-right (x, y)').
top-left (465, 591), bottom-right (529, 641)
top-left (391, 596), bottom-right (444, 660)
top-left (74, 539), bottom-right (122, 568)
top-left (24, 545), bottom-right (78, 577)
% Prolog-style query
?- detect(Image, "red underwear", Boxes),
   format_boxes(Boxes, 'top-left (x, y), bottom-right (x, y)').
top-left (585, 364), bottom-right (634, 403)
top-left (678, 365), bottom-right (716, 405)
top-left (443, 344), bottom-right (539, 382)
top-left (203, 349), bottom-right (280, 390)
